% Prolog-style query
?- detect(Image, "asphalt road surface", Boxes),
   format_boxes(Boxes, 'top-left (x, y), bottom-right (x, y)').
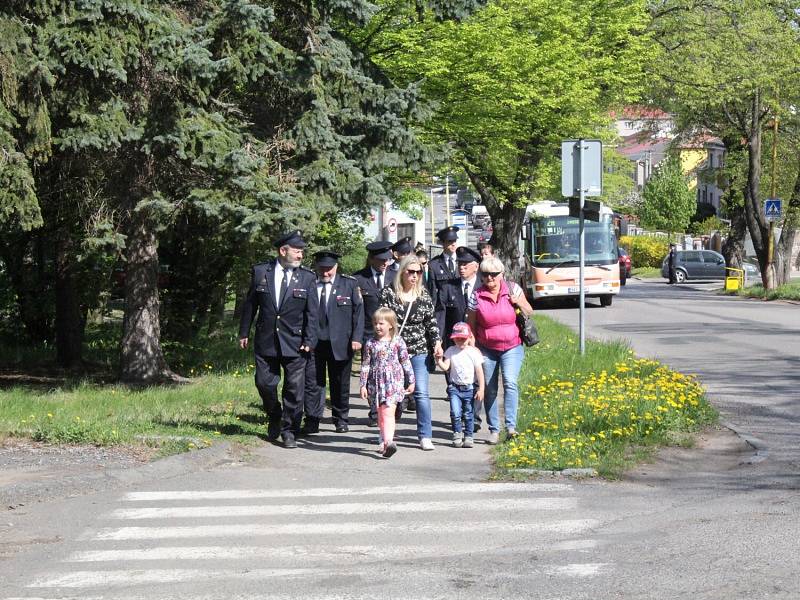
top-left (1, 277), bottom-right (798, 599)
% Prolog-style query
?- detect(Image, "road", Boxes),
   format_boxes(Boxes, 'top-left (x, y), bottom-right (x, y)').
top-left (1, 278), bottom-right (798, 599)
top-left (537, 276), bottom-right (800, 474)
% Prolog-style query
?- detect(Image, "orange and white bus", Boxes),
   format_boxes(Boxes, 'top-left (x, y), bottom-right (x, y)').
top-left (521, 201), bottom-right (620, 307)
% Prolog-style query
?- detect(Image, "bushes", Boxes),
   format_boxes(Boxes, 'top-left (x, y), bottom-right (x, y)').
top-left (619, 235), bottom-right (669, 268)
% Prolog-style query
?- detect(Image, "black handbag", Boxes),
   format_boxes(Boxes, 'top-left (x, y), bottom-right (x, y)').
top-left (516, 311), bottom-right (539, 346)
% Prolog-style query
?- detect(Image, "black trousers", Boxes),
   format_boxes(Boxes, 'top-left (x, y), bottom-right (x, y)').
top-left (254, 352), bottom-right (307, 434)
top-left (305, 341), bottom-right (353, 426)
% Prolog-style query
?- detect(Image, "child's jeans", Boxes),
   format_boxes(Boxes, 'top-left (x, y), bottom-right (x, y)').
top-left (448, 383), bottom-right (474, 436)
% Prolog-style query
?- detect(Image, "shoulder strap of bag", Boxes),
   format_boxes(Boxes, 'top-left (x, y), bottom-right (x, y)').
top-left (397, 300), bottom-right (413, 338)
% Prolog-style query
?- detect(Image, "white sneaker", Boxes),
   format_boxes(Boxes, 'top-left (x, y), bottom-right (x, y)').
top-left (420, 438), bottom-right (435, 451)
top-left (452, 432), bottom-right (463, 448)
top-left (487, 431), bottom-right (499, 445)
top-left (463, 437), bottom-right (474, 448)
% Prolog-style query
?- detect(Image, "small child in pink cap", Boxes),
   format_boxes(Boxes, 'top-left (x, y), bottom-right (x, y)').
top-left (435, 322), bottom-right (485, 448)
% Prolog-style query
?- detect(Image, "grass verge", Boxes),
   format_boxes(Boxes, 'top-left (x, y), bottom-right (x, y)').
top-left (0, 324), bottom-right (266, 456)
top-left (631, 266), bottom-right (662, 279)
top-left (494, 316), bottom-right (718, 478)
top-left (735, 281), bottom-right (800, 301)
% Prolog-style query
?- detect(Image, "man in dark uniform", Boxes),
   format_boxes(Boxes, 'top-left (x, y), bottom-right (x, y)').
top-left (435, 246), bottom-right (482, 430)
top-left (239, 230), bottom-right (319, 448)
top-left (435, 246), bottom-right (481, 349)
top-left (302, 251), bottom-right (364, 434)
top-left (425, 226), bottom-right (461, 373)
top-left (389, 236), bottom-right (413, 272)
top-left (667, 243), bottom-right (678, 284)
top-left (352, 240), bottom-right (396, 426)
top-left (426, 226), bottom-right (461, 305)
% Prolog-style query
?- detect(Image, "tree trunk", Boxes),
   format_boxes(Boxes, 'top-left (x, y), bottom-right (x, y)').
top-left (463, 166), bottom-right (526, 283)
top-left (119, 209), bottom-right (180, 384)
top-left (54, 234), bottom-right (84, 367)
top-left (741, 93), bottom-right (775, 288)
top-left (206, 283), bottom-right (227, 335)
top-left (775, 153), bottom-right (800, 285)
top-left (721, 205), bottom-right (746, 269)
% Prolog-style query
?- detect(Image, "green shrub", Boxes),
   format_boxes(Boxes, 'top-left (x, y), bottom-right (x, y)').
top-left (619, 235), bottom-right (669, 268)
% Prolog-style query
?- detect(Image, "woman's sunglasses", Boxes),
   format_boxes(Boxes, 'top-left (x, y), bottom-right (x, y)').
top-left (481, 271), bottom-right (501, 278)
top-left (406, 269), bottom-right (422, 275)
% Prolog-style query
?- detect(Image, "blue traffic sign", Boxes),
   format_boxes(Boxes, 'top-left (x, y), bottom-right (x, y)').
top-left (765, 198), bottom-right (782, 220)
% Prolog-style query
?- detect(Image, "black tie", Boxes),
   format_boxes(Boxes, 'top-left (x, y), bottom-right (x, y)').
top-left (449, 257), bottom-right (455, 276)
top-left (279, 269), bottom-right (289, 305)
top-left (375, 272), bottom-right (382, 289)
top-left (319, 283), bottom-right (328, 329)
top-left (463, 282), bottom-right (470, 305)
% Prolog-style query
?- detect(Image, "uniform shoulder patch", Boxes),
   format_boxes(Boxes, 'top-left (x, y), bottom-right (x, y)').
top-left (340, 274), bottom-right (356, 281)
top-left (299, 266), bottom-right (315, 274)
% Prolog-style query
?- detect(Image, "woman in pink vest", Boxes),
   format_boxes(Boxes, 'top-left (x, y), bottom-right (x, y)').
top-left (466, 256), bottom-right (534, 444)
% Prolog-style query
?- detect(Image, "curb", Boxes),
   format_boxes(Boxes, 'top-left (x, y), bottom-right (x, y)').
top-left (511, 467), bottom-right (598, 480)
top-left (720, 419), bottom-right (768, 464)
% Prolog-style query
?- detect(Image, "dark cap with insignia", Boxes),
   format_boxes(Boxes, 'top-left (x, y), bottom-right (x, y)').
top-left (456, 246), bottom-right (481, 263)
top-left (366, 240), bottom-right (393, 260)
top-left (436, 226), bottom-right (460, 242)
top-left (274, 230), bottom-right (307, 249)
top-left (391, 236), bottom-right (413, 255)
top-left (313, 250), bottom-right (340, 267)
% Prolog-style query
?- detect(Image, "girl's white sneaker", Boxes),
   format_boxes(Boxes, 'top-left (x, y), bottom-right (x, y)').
top-left (419, 438), bottom-right (435, 451)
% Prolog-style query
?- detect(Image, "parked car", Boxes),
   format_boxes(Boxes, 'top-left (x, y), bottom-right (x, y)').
top-left (660, 249), bottom-right (728, 282)
top-left (618, 247), bottom-right (631, 285)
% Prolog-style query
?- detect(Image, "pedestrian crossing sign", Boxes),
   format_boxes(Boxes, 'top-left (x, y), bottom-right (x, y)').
top-left (765, 198), bottom-right (782, 220)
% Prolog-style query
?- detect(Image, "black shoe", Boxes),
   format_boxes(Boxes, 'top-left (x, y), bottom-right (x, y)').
top-left (383, 442), bottom-right (397, 458)
top-left (282, 433), bottom-right (297, 449)
top-left (367, 418), bottom-right (378, 427)
top-left (300, 422), bottom-right (319, 435)
top-left (335, 423), bottom-right (349, 433)
top-left (267, 419), bottom-right (281, 441)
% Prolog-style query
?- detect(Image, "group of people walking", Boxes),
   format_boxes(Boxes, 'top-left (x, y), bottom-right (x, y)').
top-left (238, 226), bottom-right (533, 456)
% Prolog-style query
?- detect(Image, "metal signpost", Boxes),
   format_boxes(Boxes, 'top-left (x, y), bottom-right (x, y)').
top-left (561, 139), bottom-right (603, 355)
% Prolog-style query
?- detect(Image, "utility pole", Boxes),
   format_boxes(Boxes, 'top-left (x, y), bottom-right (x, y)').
top-left (766, 113), bottom-right (778, 285)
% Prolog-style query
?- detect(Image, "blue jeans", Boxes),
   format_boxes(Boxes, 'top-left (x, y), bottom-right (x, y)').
top-left (410, 354), bottom-right (432, 439)
top-left (448, 384), bottom-right (474, 435)
top-left (480, 344), bottom-right (524, 433)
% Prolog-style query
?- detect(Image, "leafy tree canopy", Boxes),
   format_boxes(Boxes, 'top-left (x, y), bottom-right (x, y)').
top-left (639, 155), bottom-right (695, 234)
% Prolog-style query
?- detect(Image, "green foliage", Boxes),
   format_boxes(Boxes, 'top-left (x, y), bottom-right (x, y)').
top-left (689, 215), bottom-right (726, 236)
top-left (639, 156), bottom-right (695, 234)
top-left (367, 0), bottom-right (654, 273)
top-left (619, 234), bottom-right (668, 268)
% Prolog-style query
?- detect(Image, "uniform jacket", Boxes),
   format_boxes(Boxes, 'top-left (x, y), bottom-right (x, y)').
top-left (352, 266), bottom-right (396, 343)
top-left (239, 260), bottom-right (319, 358)
top-left (317, 274), bottom-right (365, 361)
top-left (426, 252), bottom-right (459, 307)
top-left (435, 278), bottom-right (471, 347)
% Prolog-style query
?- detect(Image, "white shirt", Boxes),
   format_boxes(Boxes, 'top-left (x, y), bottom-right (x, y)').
top-left (444, 345), bottom-right (484, 385)
top-left (460, 275), bottom-right (477, 301)
top-left (317, 276), bottom-right (334, 313)
top-left (275, 263), bottom-right (292, 300)
top-left (371, 268), bottom-right (384, 287)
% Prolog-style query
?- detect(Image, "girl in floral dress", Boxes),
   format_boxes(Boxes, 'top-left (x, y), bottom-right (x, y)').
top-left (359, 307), bottom-right (415, 458)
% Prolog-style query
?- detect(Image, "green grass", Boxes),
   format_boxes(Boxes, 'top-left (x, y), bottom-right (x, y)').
top-left (631, 266), bottom-right (662, 279)
top-left (493, 316), bottom-right (718, 478)
top-left (0, 321), bottom-right (267, 454)
top-left (736, 281), bottom-right (800, 301)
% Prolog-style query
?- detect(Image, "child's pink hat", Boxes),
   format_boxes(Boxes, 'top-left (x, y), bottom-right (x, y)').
top-left (450, 322), bottom-right (471, 339)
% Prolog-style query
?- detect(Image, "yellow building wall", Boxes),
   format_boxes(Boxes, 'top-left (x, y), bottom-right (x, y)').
top-left (679, 149), bottom-right (706, 190)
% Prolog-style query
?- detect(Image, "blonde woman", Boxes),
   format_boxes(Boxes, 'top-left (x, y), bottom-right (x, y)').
top-left (379, 255), bottom-right (443, 450)
top-left (466, 256), bottom-right (534, 444)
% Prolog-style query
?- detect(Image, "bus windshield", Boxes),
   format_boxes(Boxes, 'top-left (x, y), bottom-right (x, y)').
top-left (531, 214), bottom-right (617, 266)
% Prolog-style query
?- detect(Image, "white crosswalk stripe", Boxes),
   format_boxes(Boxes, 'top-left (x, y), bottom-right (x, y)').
top-left (17, 482), bottom-right (609, 598)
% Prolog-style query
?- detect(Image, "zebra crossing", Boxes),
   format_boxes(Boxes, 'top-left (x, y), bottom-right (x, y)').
top-left (9, 481), bottom-right (609, 599)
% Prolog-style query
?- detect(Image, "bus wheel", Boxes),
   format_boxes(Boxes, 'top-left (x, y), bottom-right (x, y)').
top-left (600, 294), bottom-right (613, 307)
